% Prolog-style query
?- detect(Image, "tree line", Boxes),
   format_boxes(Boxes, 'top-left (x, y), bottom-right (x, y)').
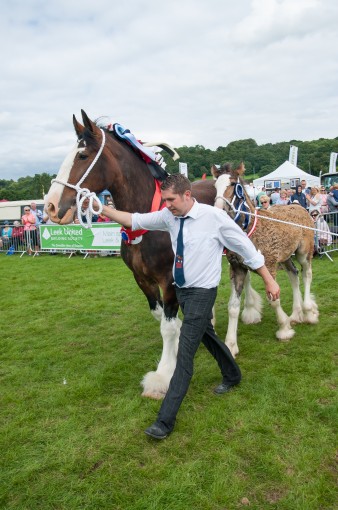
top-left (0, 136), bottom-right (337, 200)
top-left (165, 136), bottom-right (338, 181)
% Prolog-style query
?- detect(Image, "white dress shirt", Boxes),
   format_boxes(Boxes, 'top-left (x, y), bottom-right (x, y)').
top-left (132, 201), bottom-right (264, 289)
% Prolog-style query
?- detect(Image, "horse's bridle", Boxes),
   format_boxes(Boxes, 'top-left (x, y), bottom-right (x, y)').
top-left (215, 179), bottom-right (257, 236)
top-left (51, 128), bottom-right (106, 228)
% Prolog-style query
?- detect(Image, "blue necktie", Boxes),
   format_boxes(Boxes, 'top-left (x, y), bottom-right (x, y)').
top-left (175, 217), bottom-right (187, 287)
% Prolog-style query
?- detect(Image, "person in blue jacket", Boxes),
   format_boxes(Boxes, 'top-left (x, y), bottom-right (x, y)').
top-left (290, 185), bottom-right (307, 208)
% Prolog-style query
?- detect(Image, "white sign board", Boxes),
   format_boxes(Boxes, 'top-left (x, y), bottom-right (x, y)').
top-left (179, 162), bottom-right (188, 177)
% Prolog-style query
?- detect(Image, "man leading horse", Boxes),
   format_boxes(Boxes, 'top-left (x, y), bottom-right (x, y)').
top-left (85, 173), bottom-right (280, 440)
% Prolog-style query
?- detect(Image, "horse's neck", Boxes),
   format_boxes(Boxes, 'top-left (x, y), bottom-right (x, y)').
top-left (241, 182), bottom-right (257, 228)
top-left (233, 179), bottom-right (253, 211)
top-left (106, 137), bottom-right (156, 213)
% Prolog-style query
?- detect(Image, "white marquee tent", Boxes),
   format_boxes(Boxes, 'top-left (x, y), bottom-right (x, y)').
top-left (253, 161), bottom-right (320, 189)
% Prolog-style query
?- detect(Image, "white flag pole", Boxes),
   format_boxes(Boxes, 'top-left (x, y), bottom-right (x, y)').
top-left (289, 145), bottom-right (298, 166)
top-left (179, 162), bottom-right (188, 177)
top-left (329, 152), bottom-right (337, 174)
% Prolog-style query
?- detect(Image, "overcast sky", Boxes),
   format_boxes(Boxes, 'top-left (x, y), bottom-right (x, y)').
top-left (1, 0), bottom-right (337, 181)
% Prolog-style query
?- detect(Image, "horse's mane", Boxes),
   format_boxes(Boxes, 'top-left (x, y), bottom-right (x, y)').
top-left (93, 116), bottom-right (169, 182)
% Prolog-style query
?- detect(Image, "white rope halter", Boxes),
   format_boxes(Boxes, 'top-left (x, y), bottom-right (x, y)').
top-left (51, 129), bottom-right (106, 228)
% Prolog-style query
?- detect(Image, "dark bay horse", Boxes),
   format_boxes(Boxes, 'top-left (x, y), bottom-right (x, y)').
top-left (46, 110), bottom-right (216, 399)
top-left (213, 163), bottom-right (319, 357)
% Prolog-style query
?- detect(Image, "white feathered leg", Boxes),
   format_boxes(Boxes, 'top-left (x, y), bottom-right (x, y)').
top-left (298, 254), bottom-right (319, 323)
top-left (241, 272), bottom-right (262, 324)
top-left (141, 314), bottom-right (181, 399)
top-left (269, 298), bottom-right (295, 341)
top-left (286, 268), bottom-right (304, 324)
top-left (225, 281), bottom-right (241, 357)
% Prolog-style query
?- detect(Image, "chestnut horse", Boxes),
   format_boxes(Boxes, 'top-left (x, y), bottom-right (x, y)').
top-left (46, 110), bottom-right (216, 399)
top-left (213, 163), bottom-right (319, 357)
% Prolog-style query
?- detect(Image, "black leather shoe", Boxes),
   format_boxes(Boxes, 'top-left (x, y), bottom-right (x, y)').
top-left (145, 423), bottom-right (168, 440)
top-left (213, 383), bottom-right (236, 395)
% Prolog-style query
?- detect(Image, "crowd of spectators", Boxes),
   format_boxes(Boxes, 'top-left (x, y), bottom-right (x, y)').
top-left (1, 188), bottom-right (337, 257)
top-left (249, 180), bottom-right (338, 255)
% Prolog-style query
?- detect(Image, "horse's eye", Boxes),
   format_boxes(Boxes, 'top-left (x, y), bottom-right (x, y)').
top-left (78, 153), bottom-right (88, 160)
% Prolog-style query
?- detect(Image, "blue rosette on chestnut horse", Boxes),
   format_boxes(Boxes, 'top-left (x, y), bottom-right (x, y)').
top-left (112, 123), bottom-right (170, 181)
top-left (233, 182), bottom-right (250, 230)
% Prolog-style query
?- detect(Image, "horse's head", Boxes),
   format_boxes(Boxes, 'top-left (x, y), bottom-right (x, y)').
top-left (46, 110), bottom-right (109, 224)
top-left (212, 162), bottom-right (237, 209)
top-left (213, 161), bottom-right (247, 210)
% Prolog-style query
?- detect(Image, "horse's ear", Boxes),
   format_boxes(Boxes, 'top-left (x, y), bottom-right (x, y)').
top-left (236, 162), bottom-right (246, 176)
top-left (73, 115), bottom-right (85, 138)
top-left (81, 109), bottom-right (97, 133)
top-left (211, 165), bottom-right (220, 179)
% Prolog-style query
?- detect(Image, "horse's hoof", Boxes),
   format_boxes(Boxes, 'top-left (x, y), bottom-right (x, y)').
top-left (276, 328), bottom-right (295, 341)
top-left (226, 342), bottom-right (239, 358)
top-left (241, 308), bottom-right (262, 324)
top-left (141, 371), bottom-right (171, 400)
top-left (141, 390), bottom-right (166, 400)
top-left (289, 308), bottom-right (304, 325)
top-left (303, 312), bottom-right (319, 324)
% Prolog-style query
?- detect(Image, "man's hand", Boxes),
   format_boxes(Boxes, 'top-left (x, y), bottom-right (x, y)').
top-left (256, 265), bottom-right (280, 301)
top-left (264, 279), bottom-right (280, 301)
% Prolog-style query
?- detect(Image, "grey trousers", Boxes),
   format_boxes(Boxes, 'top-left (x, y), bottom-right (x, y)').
top-left (157, 287), bottom-right (241, 433)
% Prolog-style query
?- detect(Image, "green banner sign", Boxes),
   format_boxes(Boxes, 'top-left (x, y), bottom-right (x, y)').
top-left (39, 223), bottom-right (122, 250)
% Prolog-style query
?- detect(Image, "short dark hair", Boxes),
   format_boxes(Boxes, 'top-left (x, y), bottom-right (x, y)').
top-left (161, 174), bottom-right (191, 194)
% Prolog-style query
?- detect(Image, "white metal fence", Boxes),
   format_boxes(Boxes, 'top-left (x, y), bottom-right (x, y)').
top-left (1, 212), bottom-right (338, 260)
top-left (0, 222), bottom-right (121, 258)
top-left (313, 210), bottom-right (338, 262)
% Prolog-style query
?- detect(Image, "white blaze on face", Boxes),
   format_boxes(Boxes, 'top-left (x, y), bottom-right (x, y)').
top-left (214, 174), bottom-right (231, 209)
top-left (45, 144), bottom-right (80, 208)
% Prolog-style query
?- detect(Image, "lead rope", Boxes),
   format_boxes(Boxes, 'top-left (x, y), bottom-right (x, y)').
top-left (215, 195), bottom-right (338, 238)
top-left (51, 129), bottom-right (106, 228)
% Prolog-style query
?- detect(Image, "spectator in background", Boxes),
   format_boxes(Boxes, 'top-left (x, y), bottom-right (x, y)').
top-left (12, 221), bottom-right (25, 250)
top-left (105, 195), bottom-right (114, 206)
top-left (270, 188), bottom-right (280, 205)
top-left (287, 189), bottom-right (294, 201)
top-left (259, 195), bottom-right (271, 210)
top-left (310, 209), bottom-right (332, 253)
top-left (300, 180), bottom-right (311, 195)
top-left (275, 189), bottom-right (289, 205)
top-left (1, 221), bottom-right (13, 249)
top-left (30, 202), bottom-right (43, 225)
top-left (327, 184), bottom-right (338, 228)
top-left (255, 187), bottom-right (266, 208)
top-left (319, 186), bottom-right (328, 215)
top-left (21, 206), bottom-right (38, 255)
top-left (97, 213), bottom-right (111, 223)
top-left (290, 185), bottom-right (307, 208)
top-left (306, 187), bottom-right (322, 215)
top-left (330, 183), bottom-right (338, 201)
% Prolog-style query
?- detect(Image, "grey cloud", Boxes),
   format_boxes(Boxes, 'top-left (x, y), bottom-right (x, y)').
top-left (0, 0), bottom-right (337, 180)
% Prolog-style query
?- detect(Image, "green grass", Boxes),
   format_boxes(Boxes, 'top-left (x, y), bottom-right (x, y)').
top-left (0, 253), bottom-right (337, 510)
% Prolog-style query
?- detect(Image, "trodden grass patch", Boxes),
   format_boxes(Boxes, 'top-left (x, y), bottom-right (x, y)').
top-left (0, 253), bottom-right (337, 509)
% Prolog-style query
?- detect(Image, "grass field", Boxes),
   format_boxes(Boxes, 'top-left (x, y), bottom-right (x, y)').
top-left (1, 253), bottom-right (337, 510)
